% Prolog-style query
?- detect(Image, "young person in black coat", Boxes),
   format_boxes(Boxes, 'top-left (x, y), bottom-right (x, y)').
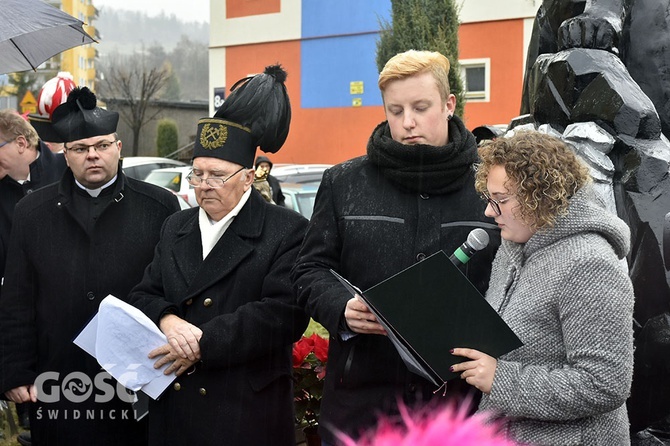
top-left (291, 50), bottom-right (501, 444)
top-left (128, 65), bottom-right (308, 446)
top-left (0, 87), bottom-right (180, 446)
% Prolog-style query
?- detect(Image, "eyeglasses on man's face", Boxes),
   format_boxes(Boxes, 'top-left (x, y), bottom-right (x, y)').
top-left (0, 139), bottom-right (15, 149)
top-left (482, 192), bottom-right (512, 216)
top-left (186, 166), bottom-right (245, 188)
top-left (65, 140), bottom-right (118, 155)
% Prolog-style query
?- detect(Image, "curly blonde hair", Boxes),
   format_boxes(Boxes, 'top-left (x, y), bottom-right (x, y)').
top-left (475, 131), bottom-right (591, 230)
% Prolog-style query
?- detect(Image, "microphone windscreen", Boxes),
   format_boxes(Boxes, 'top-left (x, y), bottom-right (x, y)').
top-left (467, 228), bottom-right (490, 251)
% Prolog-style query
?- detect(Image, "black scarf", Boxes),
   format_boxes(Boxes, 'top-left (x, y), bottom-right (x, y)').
top-left (366, 115), bottom-right (478, 194)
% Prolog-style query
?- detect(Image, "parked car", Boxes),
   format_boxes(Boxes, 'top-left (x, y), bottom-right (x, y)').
top-left (173, 191), bottom-right (193, 210)
top-left (271, 164), bottom-right (332, 184)
top-left (144, 166), bottom-right (197, 207)
top-left (122, 156), bottom-right (188, 181)
top-left (281, 182), bottom-right (319, 220)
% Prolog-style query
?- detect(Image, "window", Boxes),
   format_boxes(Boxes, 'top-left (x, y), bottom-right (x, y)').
top-left (460, 58), bottom-right (490, 102)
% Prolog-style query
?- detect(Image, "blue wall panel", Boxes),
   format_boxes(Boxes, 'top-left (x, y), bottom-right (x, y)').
top-left (301, 33), bottom-right (383, 108)
top-left (302, 0), bottom-right (391, 39)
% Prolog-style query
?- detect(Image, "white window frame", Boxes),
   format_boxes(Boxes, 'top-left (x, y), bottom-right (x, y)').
top-left (459, 58), bottom-right (490, 102)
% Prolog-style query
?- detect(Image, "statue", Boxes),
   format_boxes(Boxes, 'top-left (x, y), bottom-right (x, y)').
top-left (499, 0), bottom-right (670, 440)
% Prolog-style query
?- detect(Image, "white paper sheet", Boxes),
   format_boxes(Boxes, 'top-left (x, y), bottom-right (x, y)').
top-left (73, 295), bottom-right (175, 399)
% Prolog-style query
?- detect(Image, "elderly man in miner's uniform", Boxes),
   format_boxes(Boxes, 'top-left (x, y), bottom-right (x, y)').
top-left (128, 65), bottom-right (308, 446)
top-left (0, 87), bottom-right (180, 446)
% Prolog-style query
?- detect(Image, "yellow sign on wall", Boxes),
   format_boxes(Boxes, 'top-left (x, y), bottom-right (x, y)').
top-left (350, 81), bottom-right (364, 95)
top-left (20, 91), bottom-right (37, 114)
top-left (352, 98), bottom-right (362, 107)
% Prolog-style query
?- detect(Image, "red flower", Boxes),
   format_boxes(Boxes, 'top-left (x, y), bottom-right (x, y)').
top-left (292, 336), bottom-right (313, 367)
top-left (292, 333), bottom-right (329, 427)
top-left (312, 334), bottom-right (329, 363)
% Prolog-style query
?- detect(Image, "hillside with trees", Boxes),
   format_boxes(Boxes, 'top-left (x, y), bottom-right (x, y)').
top-left (95, 8), bottom-right (209, 101)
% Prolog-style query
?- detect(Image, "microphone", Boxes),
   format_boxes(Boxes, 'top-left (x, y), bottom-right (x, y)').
top-left (449, 228), bottom-right (490, 265)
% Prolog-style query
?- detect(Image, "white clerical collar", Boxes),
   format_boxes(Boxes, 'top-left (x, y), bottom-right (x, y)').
top-left (75, 175), bottom-right (118, 197)
top-left (199, 187), bottom-right (252, 259)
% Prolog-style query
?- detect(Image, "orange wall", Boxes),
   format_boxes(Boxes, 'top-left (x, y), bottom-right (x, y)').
top-left (226, 0), bottom-right (280, 19)
top-left (226, 42), bottom-right (385, 165)
top-left (459, 19), bottom-right (525, 128)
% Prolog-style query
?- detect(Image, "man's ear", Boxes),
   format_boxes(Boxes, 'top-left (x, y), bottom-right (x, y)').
top-left (243, 168), bottom-right (255, 186)
top-left (15, 135), bottom-right (28, 153)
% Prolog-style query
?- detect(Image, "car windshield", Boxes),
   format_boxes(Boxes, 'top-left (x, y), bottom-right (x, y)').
top-left (145, 171), bottom-right (182, 192)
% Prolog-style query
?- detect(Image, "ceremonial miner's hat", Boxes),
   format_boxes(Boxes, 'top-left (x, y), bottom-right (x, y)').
top-left (193, 64), bottom-right (291, 168)
top-left (27, 72), bottom-right (76, 142)
top-left (51, 87), bottom-right (119, 143)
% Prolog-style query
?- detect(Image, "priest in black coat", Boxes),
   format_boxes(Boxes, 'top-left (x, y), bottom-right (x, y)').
top-left (0, 87), bottom-right (180, 446)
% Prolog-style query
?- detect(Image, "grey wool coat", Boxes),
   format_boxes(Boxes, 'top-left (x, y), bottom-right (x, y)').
top-left (479, 187), bottom-right (635, 445)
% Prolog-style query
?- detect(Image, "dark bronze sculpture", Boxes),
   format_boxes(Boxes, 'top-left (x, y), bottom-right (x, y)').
top-left (507, 1), bottom-right (670, 441)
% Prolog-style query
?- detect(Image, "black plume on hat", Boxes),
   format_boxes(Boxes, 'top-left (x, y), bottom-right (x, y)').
top-left (51, 87), bottom-right (119, 143)
top-left (215, 64), bottom-right (291, 154)
top-left (193, 64), bottom-right (291, 168)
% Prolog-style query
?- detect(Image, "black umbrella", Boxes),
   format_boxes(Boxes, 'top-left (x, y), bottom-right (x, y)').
top-left (0, 0), bottom-right (95, 74)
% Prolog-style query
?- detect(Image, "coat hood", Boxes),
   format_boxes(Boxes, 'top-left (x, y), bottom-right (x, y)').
top-left (514, 185), bottom-right (630, 261)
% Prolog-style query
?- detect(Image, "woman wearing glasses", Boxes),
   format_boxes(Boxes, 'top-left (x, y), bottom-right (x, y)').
top-left (451, 130), bottom-right (635, 445)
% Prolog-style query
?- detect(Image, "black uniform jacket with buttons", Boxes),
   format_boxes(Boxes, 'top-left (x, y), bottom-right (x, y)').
top-left (0, 140), bottom-right (66, 294)
top-left (129, 189), bottom-right (309, 446)
top-left (0, 168), bottom-right (180, 446)
top-left (291, 156), bottom-right (501, 443)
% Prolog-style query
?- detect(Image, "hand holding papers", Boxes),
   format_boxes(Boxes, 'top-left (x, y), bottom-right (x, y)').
top-left (332, 251), bottom-right (522, 388)
top-left (73, 295), bottom-right (175, 400)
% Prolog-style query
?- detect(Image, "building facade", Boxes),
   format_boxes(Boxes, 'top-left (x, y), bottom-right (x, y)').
top-left (59, 0), bottom-right (98, 90)
top-left (208, 0), bottom-right (541, 165)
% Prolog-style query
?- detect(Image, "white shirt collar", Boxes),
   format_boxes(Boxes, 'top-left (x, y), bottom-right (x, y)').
top-left (199, 188), bottom-right (252, 259)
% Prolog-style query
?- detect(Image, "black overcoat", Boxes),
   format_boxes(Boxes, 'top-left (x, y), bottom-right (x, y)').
top-left (129, 189), bottom-right (309, 446)
top-left (0, 141), bottom-right (66, 291)
top-left (291, 156), bottom-right (501, 443)
top-left (0, 169), bottom-right (180, 446)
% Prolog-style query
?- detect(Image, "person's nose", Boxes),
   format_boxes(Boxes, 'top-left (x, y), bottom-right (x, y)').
top-left (85, 146), bottom-right (99, 159)
top-left (484, 202), bottom-right (496, 218)
top-left (200, 178), bottom-right (214, 191)
top-left (402, 111), bottom-right (415, 130)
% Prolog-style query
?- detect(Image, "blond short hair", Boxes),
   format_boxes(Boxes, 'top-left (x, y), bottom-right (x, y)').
top-left (378, 50), bottom-right (451, 102)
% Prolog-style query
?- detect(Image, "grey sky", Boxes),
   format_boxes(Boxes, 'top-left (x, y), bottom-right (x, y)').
top-left (94, 0), bottom-right (209, 23)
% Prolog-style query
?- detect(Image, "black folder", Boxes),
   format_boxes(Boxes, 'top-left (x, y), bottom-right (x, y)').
top-left (331, 250), bottom-right (522, 387)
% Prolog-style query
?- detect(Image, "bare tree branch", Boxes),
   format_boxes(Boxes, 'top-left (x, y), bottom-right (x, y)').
top-left (98, 52), bottom-right (171, 155)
